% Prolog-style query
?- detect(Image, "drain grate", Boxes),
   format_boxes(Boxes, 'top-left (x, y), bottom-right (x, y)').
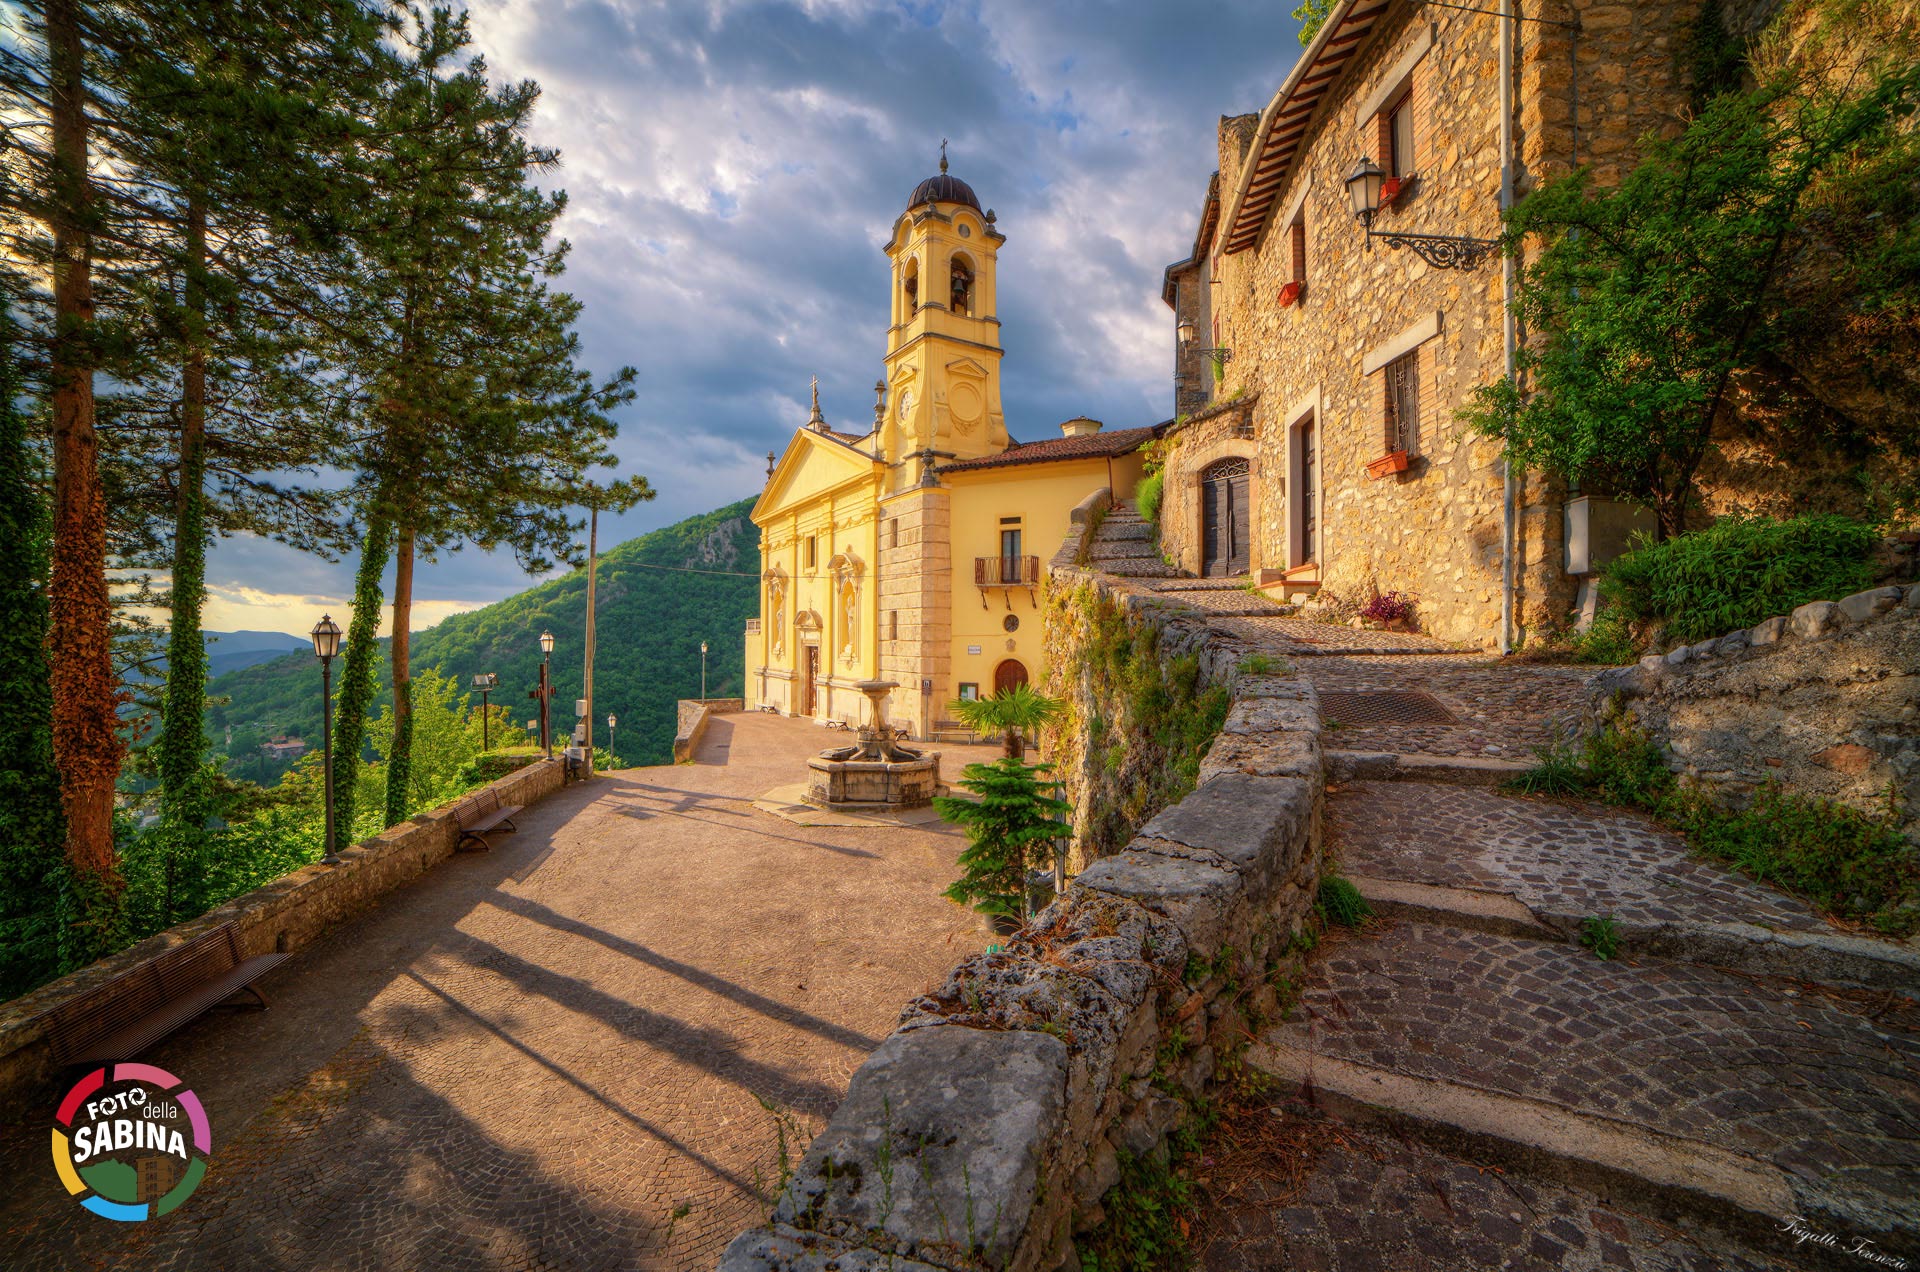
top-left (1319, 690), bottom-right (1460, 727)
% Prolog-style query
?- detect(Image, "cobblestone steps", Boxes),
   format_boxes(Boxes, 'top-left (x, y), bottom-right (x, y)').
top-left (1253, 919), bottom-right (1920, 1261)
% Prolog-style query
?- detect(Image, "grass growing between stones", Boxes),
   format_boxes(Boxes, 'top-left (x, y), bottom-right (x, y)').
top-left (1579, 915), bottom-right (1622, 960)
top-left (1513, 716), bottom-right (1920, 936)
top-left (1314, 875), bottom-right (1371, 928)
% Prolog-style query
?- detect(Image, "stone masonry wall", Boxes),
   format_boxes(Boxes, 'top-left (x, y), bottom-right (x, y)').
top-left (1585, 584), bottom-right (1920, 842)
top-left (718, 541), bottom-right (1327, 1272)
top-left (1198, 0), bottom-right (1778, 645)
top-left (0, 758), bottom-right (567, 1118)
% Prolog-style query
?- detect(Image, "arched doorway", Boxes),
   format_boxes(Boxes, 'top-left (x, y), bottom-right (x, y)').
top-left (1201, 457), bottom-right (1251, 577)
top-left (993, 659), bottom-right (1029, 696)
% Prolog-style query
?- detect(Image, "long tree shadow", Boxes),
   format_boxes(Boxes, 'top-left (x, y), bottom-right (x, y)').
top-left (605, 782), bottom-right (881, 860)
top-left (482, 891), bottom-right (882, 1052)
top-left (410, 932), bottom-right (844, 1115)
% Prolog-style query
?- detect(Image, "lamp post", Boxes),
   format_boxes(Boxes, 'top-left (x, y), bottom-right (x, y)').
top-left (606, 713), bottom-right (616, 763)
top-left (311, 614), bottom-right (343, 866)
top-left (538, 631), bottom-right (555, 759)
top-left (472, 673), bottom-right (497, 751)
top-left (1342, 156), bottom-right (1501, 270)
top-left (700, 640), bottom-right (708, 702)
top-left (1174, 317), bottom-right (1232, 389)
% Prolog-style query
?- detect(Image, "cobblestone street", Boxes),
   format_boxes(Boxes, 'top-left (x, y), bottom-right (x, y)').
top-left (0, 715), bottom-right (997, 1272)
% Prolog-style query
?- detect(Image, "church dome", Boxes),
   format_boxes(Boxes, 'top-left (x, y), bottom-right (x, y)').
top-left (908, 150), bottom-right (981, 213)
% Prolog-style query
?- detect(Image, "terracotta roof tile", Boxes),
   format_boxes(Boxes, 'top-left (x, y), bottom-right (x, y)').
top-left (938, 423), bottom-right (1162, 473)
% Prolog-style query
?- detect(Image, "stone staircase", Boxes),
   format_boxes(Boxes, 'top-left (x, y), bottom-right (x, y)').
top-left (1225, 756), bottom-right (1920, 1269)
top-left (1083, 501), bottom-right (1184, 579)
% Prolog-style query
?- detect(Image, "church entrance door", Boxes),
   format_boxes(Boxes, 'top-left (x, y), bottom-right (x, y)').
top-left (802, 646), bottom-right (819, 716)
top-left (993, 659), bottom-right (1028, 696)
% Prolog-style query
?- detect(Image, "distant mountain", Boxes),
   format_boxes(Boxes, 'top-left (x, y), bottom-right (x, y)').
top-left (205, 499), bottom-right (760, 770)
top-left (126, 629), bottom-right (312, 686)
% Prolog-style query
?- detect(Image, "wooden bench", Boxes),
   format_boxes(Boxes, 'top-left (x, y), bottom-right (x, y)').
top-left (42, 923), bottom-right (290, 1069)
top-left (453, 787), bottom-right (522, 852)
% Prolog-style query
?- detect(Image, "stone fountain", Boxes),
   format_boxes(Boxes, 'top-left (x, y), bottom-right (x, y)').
top-left (805, 680), bottom-right (942, 811)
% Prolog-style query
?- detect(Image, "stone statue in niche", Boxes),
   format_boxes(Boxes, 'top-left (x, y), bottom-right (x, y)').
top-left (765, 569), bottom-right (788, 657)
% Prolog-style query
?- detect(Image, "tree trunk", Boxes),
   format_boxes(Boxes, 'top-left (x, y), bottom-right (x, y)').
top-left (384, 524), bottom-right (415, 826)
top-left (44, 0), bottom-right (123, 961)
top-left (330, 512), bottom-right (390, 854)
top-left (157, 196), bottom-right (211, 921)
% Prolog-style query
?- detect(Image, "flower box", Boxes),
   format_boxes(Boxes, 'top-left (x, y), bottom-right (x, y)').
top-left (1278, 280), bottom-right (1303, 308)
top-left (1366, 450), bottom-right (1410, 480)
top-left (1379, 176), bottom-right (1403, 207)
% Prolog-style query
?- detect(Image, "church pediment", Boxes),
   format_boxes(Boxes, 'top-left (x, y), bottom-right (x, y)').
top-left (752, 427), bottom-right (879, 524)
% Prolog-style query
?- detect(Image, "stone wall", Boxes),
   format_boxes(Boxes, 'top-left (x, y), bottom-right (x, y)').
top-left (1585, 585), bottom-right (1919, 841)
top-left (0, 758), bottom-right (566, 1118)
top-left (674, 698), bottom-right (746, 763)
top-left (718, 553), bottom-right (1327, 1272)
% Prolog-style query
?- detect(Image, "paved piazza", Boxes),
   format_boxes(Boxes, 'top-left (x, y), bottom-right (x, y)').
top-left (0, 714), bottom-right (999, 1271)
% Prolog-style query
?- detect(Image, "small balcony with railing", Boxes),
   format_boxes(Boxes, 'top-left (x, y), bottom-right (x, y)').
top-left (974, 555), bottom-right (1040, 587)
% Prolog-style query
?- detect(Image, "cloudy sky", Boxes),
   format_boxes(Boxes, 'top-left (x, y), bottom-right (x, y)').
top-left (198, 0), bottom-right (1308, 637)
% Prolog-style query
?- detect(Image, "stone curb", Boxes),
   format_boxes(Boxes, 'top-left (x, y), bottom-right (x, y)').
top-left (1351, 874), bottom-right (1920, 991)
top-left (1326, 751), bottom-right (1533, 785)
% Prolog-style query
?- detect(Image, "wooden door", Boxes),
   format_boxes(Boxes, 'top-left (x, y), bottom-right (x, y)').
top-left (993, 659), bottom-right (1028, 696)
top-left (802, 646), bottom-right (818, 716)
top-left (1300, 423), bottom-right (1316, 563)
top-left (1201, 458), bottom-right (1252, 577)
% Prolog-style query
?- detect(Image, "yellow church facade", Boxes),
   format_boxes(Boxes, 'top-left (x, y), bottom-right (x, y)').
top-left (746, 158), bottom-right (1152, 739)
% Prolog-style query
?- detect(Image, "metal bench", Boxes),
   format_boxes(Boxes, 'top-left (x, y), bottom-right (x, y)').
top-left (41, 922), bottom-right (290, 1068)
top-left (453, 787), bottom-right (522, 852)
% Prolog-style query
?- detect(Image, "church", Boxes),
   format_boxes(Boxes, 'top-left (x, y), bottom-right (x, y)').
top-left (744, 155), bottom-right (1153, 740)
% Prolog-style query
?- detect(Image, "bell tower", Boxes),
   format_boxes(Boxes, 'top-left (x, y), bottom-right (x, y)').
top-left (880, 146), bottom-right (1008, 478)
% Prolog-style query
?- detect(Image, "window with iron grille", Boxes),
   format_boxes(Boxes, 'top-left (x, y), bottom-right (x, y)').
top-left (1384, 352), bottom-right (1418, 454)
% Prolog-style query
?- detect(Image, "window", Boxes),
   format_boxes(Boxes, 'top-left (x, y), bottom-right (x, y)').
top-left (1376, 86), bottom-right (1416, 207)
top-left (1290, 219), bottom-right (1306, 285)
top-left (889, 610), bottom-right (899, 641)
top-left (1384, 351), bottom-right (1419, 454)
top-left (889, 517), bottom-right (899, 549)
top-left (805, 536), bottom-right (816, 569)
top-left (950, 255), bottom-right (974, 317)
top-left (903, 259), bottom-right (919, 314)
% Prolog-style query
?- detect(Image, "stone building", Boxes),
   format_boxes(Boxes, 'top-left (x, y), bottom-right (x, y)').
top-left (746, 158), bottom-right (1152, 738)
top-left (1161, 0), bottom-right (1783, 646)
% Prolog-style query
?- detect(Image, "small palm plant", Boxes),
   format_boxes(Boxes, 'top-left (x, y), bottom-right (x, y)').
top-left (947, 683), bottom-right (1063, 760)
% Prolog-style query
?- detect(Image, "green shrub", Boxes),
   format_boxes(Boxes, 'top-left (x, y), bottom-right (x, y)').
top-left (1579, 915), bottom-right (1621, 960)
top-left (1135, 470), bottom-right (1165, 526)
top-left (456, 746), bottom-right (544, 787)
top-left (1315, 875), bottom-right (1371, 927)
top-left (1600, 514), bottom-right (1879, 643)
top-left (1571, 605), bottom-right (1638, 664)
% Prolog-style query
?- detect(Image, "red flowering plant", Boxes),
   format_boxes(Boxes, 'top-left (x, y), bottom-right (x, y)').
top-left (1360, 590), bottom-right (1417, 624)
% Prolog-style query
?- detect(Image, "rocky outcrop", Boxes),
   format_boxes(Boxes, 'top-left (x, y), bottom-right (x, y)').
top-left (1586, 583), bottom-right (1919, 841)
top-left (718, 551), bottom-right (1326, 1272)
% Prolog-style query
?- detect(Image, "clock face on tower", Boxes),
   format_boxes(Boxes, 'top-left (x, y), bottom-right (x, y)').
top-left (896, 388), bottom-right (915, 422)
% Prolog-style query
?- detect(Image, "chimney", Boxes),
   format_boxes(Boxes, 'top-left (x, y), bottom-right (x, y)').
top-left (1059, 416), bottom-right (1104, 438)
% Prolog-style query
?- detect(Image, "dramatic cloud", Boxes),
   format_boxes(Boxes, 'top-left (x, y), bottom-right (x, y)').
top-left (196, 0), bottom-right (1306, 633)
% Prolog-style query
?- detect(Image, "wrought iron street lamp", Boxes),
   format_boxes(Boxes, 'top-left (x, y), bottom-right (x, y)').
top-left (606, 713), bottom-right (616, 762)
top-left (310, 614), bottom-right (343, 866)
top-left (472, 673), bottom-right (497, 751)
top-left (1174, 317), bottom-right (1232, 377)
top-left (538, 631), bottom-right (555, 760)
top-left (1343, 156), bottom-right (1500, 270)
top-left (700, 640), bottom-right (709, 701)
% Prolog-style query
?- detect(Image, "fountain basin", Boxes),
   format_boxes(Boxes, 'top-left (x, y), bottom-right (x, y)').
top-left (804, 752), bottom-right (941, 811)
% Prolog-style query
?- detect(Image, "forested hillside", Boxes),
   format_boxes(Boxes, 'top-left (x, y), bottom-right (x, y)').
top-left (207, 499), bottom-right (759, 769)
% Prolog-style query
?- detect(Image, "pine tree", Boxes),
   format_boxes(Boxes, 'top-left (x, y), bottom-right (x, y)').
top-left (331, 8), bottom-right (636, 827)
top-left (935, 759), bottom-right (1070, 924)
top-left (0, 298), bottom-right (68, 996)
